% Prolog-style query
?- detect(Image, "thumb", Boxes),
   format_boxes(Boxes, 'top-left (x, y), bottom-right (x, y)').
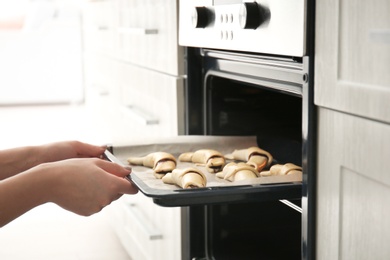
top-left (97, 159), bottom-right (132, 178)
top-left (114, 177), bottom-right (139, 195)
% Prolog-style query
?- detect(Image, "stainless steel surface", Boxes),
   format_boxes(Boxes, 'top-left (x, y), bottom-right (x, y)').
top-left (280, 199), bottom-right (302, 213)
top-left (179, 0), bottom-right (306, 56)
top-left (201, 49), bottom-right (306, 98)
top-left (103, 150), bottom-right (133, 183)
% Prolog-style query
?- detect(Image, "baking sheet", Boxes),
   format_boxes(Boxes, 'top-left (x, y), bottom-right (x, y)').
top-left (111, 135), bottom-right (302, 206)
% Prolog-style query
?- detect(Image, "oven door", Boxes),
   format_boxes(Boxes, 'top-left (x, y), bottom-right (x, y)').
top-left (181, 49), bottom-right (312, 260)
top-left (108, 49), bottom-right (309, 208)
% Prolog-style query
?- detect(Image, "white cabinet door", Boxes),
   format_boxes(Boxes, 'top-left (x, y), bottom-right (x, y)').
top-left (83, 53), bottom-right (120, 112)
top-left (82, 0), bottom-right (118, 58)
top-left (116, 0), bottom-right (184, 75)
top-left (113, 62), bottom-right (185, 143)
top-left (315, 1), bottom-right (390, 257)
top-left (315, 0), bottom-right (390, 123)
top-left (316, 108), bottom-right (390, 260)
top-left (107, 194), bottom-right (182, 260)
top-left (83, 56), bottom-right (185, 144)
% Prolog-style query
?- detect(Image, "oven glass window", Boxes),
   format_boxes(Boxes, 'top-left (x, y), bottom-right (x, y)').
top-left (206, 200), bottom-right (302, 260)
top-left (206, 75), bottom-right (302, 165)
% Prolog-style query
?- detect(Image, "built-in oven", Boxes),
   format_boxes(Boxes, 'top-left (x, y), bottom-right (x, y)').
top-left (178, 1), bottom-right (316, 259)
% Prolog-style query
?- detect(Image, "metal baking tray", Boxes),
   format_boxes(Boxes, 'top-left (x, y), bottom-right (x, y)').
top-left (106, 136), bottom-right (302, 207)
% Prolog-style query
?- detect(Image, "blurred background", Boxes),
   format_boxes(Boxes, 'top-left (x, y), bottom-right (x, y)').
top-left (0, 3), bottom-right (130, 259)
top-left (0, 0), bottom-right (83, 105)
top-left (0, 0), bottom-right (113, 149)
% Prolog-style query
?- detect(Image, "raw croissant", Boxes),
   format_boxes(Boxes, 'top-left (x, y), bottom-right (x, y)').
top-left (178, 149), bottom-right (225, 173)
top-left (162, 167), bottom-right (207, 189)
top-left (260, 163), bottom-right (302, 177)
top-left (225, 146), bottom-right (273, 172)
top-left (216, 162), bottom-right (260, 182)
top-left (127, 152), bottom-right (176, 179)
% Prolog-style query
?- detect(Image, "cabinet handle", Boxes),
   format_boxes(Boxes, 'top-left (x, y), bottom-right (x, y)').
top-left (122, 105), bottom-right (159, 125)
top-left (117, 27), bottom-right (158, 35)
top-left (90, 84), bottom-right (109, 96)
top-left (96, 25), bottom-right (109, 31)
top-left (87, 25), bottom-right (109, 31)
top-left (124, 203), bottom-right (163, 240)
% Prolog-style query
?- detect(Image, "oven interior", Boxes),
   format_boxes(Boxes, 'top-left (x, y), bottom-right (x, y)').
top-left (206, 75), bottom-right (302, 165)
top-left (187, 72), bottom-right (303, 259)
top-left (190, 200), bottom-right (302, 260)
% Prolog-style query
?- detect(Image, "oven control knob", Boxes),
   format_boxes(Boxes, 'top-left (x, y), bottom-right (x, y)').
top-left (239, 2), bottom-right (266, 29)
top-left (192, 6), bottom-right (210, 28)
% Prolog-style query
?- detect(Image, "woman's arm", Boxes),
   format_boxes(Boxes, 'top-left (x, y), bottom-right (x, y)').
top-left (0, 145), bottom-right (40, 180)
top-left (0, 141), bottom-right (106, 180)
top-left (0, 158), bottom-right (137, 227)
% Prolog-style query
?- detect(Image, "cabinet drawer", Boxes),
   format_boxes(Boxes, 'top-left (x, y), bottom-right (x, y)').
top-left (110, 195), bottom-right (182, 260)
top-left (84, 54), bottom-right (120, 108)
top-left (83, 54), bottom-right (125, 143)
top-left (115, 62), bottom-right (185, 141)
top-left (116, 0), bottom-right (184, 75)
top-left (82, 0), bottom-right (118, 57)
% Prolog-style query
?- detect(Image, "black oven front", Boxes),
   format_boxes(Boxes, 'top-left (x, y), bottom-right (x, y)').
top-left (179, 1), bottom-right (316, 259)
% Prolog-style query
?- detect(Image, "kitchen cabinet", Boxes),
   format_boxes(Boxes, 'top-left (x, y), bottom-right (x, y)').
top-left (117, 62), bottom-right (185, 141)
top-left (315, 0), bottom-right (390, 124)
top-left (316, 109), bottom-right (390, 259)
top-left (82, 1), bottom-right (185, 259)
top-left (82, 0), bottom-right (185, 143)
top-left (109, 194), bottom-right (182, 260)
top-left (315, 0), bottom-right (390, 259)
top-left (116, 0), bottom-right (184, 75)
top-left (83, 53), bottom-right (120, 115)
top-left (82, 0), bottom-right (118, 58)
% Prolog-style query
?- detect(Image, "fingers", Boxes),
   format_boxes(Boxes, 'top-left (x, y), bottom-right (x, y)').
top-left (95, 159), bottom-right (132, 178)
top-left (93, 159), bottom-right (138, 194)
top-left (113, 177), bottom-right (139, 195)
top-left (73, 141), bottom-right (107, 158)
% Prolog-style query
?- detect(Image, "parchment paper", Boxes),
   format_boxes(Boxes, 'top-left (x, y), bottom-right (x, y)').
top-left (113, 135), bottom-right (302, 191)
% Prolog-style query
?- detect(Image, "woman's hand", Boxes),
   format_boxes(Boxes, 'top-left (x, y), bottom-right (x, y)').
top-left (45, 158), bottom-right (138, 216)
top-left (0, 157), bottom-right (138, 227)
top-left (39, 141), bottom-right (107, 163)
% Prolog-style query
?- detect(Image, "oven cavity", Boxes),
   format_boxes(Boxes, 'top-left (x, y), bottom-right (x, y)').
top-left (206, 76), bottom-right (302, 166)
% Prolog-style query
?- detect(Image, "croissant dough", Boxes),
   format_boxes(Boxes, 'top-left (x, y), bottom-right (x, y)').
top-left (178, 149), bottom-right (225, 173)
top-left (162, 167), bottom-right (207, 188)
top-left (127, 152), bottom-right (176, 179)
top-left (225, 146), bottom-right (273, 172)
top-left (216, 162), bottom-right (260, 182)
top-left (260, 163), bottom-right (302, 177)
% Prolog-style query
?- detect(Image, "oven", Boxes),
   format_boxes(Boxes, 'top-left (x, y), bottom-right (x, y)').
top-left (178, 1), bottom-right (316, 259)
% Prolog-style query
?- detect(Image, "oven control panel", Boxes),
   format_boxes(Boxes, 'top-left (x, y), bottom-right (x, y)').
top-left (179, 0), bottom-right (306, 57)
